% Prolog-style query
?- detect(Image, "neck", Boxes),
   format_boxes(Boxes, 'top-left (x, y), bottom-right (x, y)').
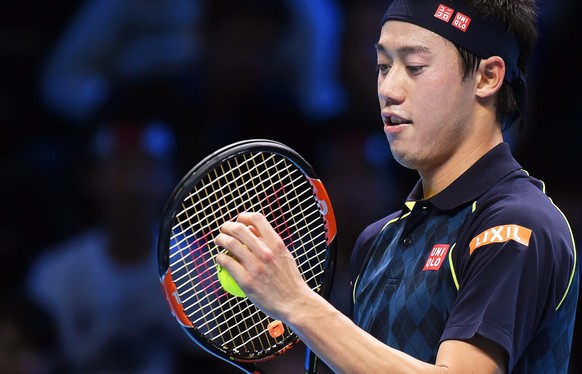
top-left (420, 127), bottom-right (503, 200)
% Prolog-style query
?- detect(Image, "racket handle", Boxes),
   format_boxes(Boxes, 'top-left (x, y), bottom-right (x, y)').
top-left (304, 346), bottom-right (318, 374)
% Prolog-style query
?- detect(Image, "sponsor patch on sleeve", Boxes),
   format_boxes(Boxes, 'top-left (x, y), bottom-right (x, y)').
top-left (469, 224), bottom-right (532, 254)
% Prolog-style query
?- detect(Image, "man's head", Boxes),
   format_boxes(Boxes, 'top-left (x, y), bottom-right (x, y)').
top-left (381, 0), bottom-right (538, 130)
top-left (375, 0), bottom-right (539, 183)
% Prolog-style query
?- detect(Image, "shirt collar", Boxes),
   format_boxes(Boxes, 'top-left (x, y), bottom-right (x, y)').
top-left (406, 143), bottom-right (522, 211)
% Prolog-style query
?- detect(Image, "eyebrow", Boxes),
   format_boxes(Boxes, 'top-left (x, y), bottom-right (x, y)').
top-left (374, 42), bottom-right (431, 56)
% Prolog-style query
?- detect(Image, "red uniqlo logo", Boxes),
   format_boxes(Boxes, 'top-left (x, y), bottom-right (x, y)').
top-left (423, 244), bottom-right (450, 271)
top-left (434, 4), bottom-right (454, 23)
top-left (452, 12), bottom-right (471, 32)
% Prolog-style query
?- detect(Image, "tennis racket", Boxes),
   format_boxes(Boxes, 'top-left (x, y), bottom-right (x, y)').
top-left (157, 139), bottom-right (337, 373)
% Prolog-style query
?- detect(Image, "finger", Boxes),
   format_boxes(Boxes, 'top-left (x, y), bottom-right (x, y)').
top-left (214, 231), bottom-right (252, 263)
top-left (219, 221), bottom-right (258, 248)
top-left (215, 251), bottom-right (244, 276)
top-left (247, 224), bottom-right (260, 237)
top-left (236, 212), bottom-right (282, 245)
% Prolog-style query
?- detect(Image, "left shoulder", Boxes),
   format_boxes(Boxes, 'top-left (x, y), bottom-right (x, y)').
top-left (475, 168), bottom-right (568, 229)
top-left (460, 169), bottom-right (575, 263)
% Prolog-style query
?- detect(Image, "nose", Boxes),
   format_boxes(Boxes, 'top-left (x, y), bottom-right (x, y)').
top-left (377, 67), bottom-right (405, 107)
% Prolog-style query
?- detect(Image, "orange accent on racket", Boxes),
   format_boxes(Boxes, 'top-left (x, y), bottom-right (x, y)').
top-left (161, 270), bottom-right (193, 327)
top-left (267, 320), bottom-right (285, 338)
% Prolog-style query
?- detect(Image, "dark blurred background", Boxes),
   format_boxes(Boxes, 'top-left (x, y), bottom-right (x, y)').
top-left (0, 0), bottom-right (580, 373)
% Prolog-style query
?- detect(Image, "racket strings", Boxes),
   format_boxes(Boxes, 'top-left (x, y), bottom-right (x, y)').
top-left (169, 158), bottom-right (308, 256)
top-left (171, 160), bottom-right (325, 287)
top-left (248, 153), bottom-right (328, 290)
top-left (170, 180), bottom-right (322, 297)
top-left (168, 151), bottom-right (330, 357)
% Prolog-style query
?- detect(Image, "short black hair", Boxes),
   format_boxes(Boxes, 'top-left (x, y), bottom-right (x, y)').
top-left (456, 0), bottom-right (538, 129)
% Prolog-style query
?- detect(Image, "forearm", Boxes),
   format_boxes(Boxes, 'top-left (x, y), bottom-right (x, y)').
top-left (215, 214), bottom-right (504, 373)
top-left (284, 292), bottom-right (442, 374)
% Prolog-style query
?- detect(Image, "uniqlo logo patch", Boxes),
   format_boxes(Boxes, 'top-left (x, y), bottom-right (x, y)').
top-left (434, 4), bottom-right (454, 23)
top-left (452, 12), bottom-right (471, 32)
top-left (423, 244), bottom-right (450, 271)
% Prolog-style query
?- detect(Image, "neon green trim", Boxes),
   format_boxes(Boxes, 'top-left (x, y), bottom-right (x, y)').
top-left (405, 201), bottom-right (416, 211)
top-left (526, 175), bottom-right (575, 310)
top-left (522, 168), bottom-right (547, 194)
top-left (381, 215), bottom-right (403, 232)
top-left (352, 275), bottom-right (360, 306)
top-left (555, 204), bottom-right (577, 310)
top-left (522, 173), bottom-right (574, 309)
top-left (451, 200), bottom-right (477, 290)
top-left (448, 243), bottom-right (459, 291)
top-left (380, 202), bottom-right (414, 232)
top-left (523, 170), bottom-right (575, 309)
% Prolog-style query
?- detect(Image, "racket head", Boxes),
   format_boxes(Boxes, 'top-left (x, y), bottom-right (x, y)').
top-left (157, 139), bottom-right (337, 368)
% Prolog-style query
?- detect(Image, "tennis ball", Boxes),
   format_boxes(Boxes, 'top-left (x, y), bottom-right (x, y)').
top-left (217, 265), bottom-right (246, 298)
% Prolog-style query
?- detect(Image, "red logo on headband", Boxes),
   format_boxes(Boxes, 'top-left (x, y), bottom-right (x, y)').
top-left (434, 4), bottom-right (454, 22)
top-left (434, 4), bottom-right (472, 32)
top-left (452, 12), bottom-right (471, 32)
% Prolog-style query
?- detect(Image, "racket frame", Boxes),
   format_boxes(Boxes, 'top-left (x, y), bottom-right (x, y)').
top-left (157, 139), bottom-right (337, 373)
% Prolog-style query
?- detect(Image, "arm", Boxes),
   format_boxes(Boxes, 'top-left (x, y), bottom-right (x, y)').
top-left (215, 212), bottom-right (506, 373)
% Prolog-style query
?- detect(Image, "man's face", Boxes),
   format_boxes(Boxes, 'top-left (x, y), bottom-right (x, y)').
top-left (376, 21), bottom-right (478, 174)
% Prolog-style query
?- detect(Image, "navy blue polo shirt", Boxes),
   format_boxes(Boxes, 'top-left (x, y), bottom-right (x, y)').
top-left (351, 143), bottom-right (578, 373)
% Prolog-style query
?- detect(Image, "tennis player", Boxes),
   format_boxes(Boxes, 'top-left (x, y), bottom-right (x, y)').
top-left (215, 0), bottom-right (579, 372)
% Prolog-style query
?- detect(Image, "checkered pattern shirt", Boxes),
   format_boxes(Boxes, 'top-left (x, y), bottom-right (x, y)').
top-left (351, 143), bottom-right (578, 373)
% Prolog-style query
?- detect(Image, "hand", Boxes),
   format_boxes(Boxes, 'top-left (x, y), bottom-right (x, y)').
top-left (214, 212), bottom-right (313, 321)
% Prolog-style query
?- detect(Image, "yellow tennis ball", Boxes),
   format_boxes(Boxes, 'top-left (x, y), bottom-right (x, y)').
top-left (217, 265), bottom-right (246, 298)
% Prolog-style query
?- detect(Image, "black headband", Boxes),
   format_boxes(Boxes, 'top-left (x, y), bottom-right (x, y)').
top-left (382, 0), bottom-right (527, 128)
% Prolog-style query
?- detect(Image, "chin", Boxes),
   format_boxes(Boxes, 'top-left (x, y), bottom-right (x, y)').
top-left (388, 144), bottom-right (419, 171)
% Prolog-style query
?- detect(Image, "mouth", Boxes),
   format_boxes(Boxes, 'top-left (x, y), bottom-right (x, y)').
top-left (384, 115), bottom-right (411, 126)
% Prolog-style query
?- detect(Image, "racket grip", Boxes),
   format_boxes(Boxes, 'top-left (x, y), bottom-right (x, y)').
top-left (304, 347), bottom-right (318, 374)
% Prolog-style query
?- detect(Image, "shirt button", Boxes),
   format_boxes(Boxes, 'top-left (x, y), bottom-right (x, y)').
top-left (402, 238), bottom-right (412, 246)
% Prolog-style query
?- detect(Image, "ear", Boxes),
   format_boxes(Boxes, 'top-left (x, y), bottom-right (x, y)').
top-left (475, 56), bottom-right (505, 99)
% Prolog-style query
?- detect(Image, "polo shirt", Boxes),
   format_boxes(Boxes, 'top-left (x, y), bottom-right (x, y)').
top-left (350, 143), bottom-right (578, 373)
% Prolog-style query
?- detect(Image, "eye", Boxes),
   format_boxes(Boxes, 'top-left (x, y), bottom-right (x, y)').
top-left (375, 63), bottom-right (391, 75)
top-left (406, 65), bottom-right (425, 75)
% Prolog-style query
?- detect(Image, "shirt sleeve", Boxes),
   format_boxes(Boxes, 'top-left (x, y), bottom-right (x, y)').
top-left (441, 198), bottom-right (576, 370)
